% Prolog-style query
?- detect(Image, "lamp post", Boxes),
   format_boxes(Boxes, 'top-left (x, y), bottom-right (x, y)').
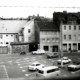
top-left (60, 21), bottom-right (63, 67)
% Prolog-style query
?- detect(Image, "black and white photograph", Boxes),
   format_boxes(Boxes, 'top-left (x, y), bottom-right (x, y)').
top-left (0, 0), bottom-right (80, 80)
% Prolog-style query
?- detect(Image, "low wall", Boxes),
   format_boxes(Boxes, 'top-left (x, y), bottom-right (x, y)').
top-left (11, 45), bottom-right (29, 54)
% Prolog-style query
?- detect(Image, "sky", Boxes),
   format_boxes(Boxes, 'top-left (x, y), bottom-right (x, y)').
top-left (0, 0), bottom-right (80, 18)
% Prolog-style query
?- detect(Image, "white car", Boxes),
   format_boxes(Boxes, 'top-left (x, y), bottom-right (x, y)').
top-left (28, 62), bottom-right (44, 71)
top-left (57, 57), bottom-right (71, 64)
top-left (36, 66), bottom-right (61, 79)
top-left (32, 49), bottom-right (45, 55)
top-left (67, 61), bottom-right (80, 71)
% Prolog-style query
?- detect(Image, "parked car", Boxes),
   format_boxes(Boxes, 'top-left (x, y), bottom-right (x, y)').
top-left (28, 62), bottom-right (44, 71)
top-left (36, 66), bottom-right (61, 79)
top-left (32, 49), bottom-right (45, 55)
top-left (20, 51), bottom-right (26, 55)
top-left (46, 52), bottom-right (58, 58)
top-left (67, 60), bottom-right (80, 71)
top-left (57, 57), bottom-right (71, 64)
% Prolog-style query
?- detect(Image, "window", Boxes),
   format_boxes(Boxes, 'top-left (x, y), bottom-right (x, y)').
top-left (11, 35), bottom-right (13, 37)
top-left (74, 34), bottom-right (76, 40)
top-left (79, 26), bottom-right (80, 30)
top-left (42, 38), bottom-right (45, 42)
top-left (28, 29), bottom-right (31, 33)
top-left (69, 35), bottom-right (71, 39)
top-left (52, 38), bottom-right (55, 42)
top-left (47, 68), bottom-right (59, 73)
top-left (64, 35), bottom-right (66, 39)
top-left (0, 42), bottom-right (3, 44)
top-left (6, 34), bottom-right (8, 36)
top-left (47, 38), bottom-right (50, 42)
top-left (44, 46), bottom-right (49, 51)
top-left (6, 42), bottom-right (8, 44)
top-left (64, 26), bottom-right (66, 30)
top-left (69, 26), bottom-right (71, 30)
top-left (74, 26), bottom-right (76, 30)
top-left (0, 35), bottom-right (2, 39)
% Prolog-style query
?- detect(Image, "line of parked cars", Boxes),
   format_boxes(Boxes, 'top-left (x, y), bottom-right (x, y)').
top-left (28, 62), bottom-right (61, 79)
top-left (27, 49), bottom-right (80, 79)
top-left (32, 49), bottom-right (45, 55)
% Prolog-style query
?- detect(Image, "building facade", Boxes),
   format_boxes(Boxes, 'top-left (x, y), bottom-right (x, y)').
top-left (53, 11), bottom-right (80, 52)
top-left (61, 22), bottom-right (80, 52)
top-left (0, 19), bottom-right (39, 54)
top-left (40, 30), bottom-right (60, 52)
top-left (36, 21), bottom-right (60, 53)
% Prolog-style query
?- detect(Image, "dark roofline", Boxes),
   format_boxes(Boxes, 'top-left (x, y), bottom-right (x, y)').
top-left (0, 33), bottom-right (18, 34)
top-left (10, 42), bottom-right (39, 45)
top-left (40, 29), bottom-right (60, 31)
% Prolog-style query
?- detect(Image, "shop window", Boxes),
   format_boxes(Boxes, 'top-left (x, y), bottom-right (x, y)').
top-left (44, 46), bottom-right (49, 51)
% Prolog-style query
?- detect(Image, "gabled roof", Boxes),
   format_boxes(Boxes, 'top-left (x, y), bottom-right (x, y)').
top-left (35, 21), bottom-right (59, 31)
top-left (0, 20), bottom-right (27, 33)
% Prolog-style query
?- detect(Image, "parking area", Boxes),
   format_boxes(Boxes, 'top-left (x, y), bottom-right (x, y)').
top-left (0, 53), bottom-right (79, 80)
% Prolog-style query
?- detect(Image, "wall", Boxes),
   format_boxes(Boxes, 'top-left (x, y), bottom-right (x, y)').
top-left (11, 44), bottom-right (29, 54)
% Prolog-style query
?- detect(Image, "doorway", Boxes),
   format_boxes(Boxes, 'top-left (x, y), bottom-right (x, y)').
top-left (52, 46), bottom-right (58, 52)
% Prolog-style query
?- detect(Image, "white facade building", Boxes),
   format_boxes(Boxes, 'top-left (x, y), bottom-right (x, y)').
top-left (61, 22), bottom-right (80, 52)
top-left (23, 19), bottom-right (35, 42)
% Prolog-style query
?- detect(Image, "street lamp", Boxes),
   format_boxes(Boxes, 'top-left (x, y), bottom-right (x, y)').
top-left (60, 21), bottom-right (63, 67)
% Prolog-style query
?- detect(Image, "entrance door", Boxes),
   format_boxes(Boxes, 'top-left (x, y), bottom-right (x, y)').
top-left (52, 46), bottom-right (58, 52)
top-left (29, 44), bottom-right (38, 52)
top-left (69, 44), bottom-right (71, 51)
top-left (78, 43), bottom-right (80, 50)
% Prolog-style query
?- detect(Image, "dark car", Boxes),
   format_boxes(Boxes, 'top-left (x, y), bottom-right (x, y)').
top-left (20, 51), bottom-right (26, 55)
top-left (67, 60), bottom-right (80, 71)
top-left (46, 52), bottom-right (58, 58)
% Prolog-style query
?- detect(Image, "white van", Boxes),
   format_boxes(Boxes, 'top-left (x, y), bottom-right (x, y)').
top-left (36, 66), bottom-right (61, 79)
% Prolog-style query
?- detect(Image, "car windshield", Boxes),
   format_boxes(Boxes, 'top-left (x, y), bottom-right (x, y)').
top-left (36, 64), bottom-right (40, 66)
top-left (47, 68), bottom-right (59, 73)
top-left (31, 64), bottom-right (36, 66)
top-left (63, 57), bottom-right (68, 60)
top-left (31, 63), bottom-right (40, 66)
top-left (64, 58), bottom-right (68, 60)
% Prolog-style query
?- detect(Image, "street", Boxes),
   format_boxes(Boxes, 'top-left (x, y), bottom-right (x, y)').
top-left (0, 53), bottom-right (80, 80)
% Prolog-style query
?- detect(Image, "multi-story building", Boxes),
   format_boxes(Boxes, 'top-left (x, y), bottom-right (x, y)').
top-left (0, 19), bottom-right (27, 54)
top-left (0, 18), bottom-right (40, 54)
top-left (36, 21), bottom-right (60, 53)
top-left (53, 11), bottom-right (80, 52)
top-left (61, 21), bottom-right (80, 52)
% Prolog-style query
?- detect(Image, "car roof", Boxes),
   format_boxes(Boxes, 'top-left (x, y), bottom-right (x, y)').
top-left (38, 66), bottom-right (59, 71)
top-left (32, 62), bottom-right (40, 64)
